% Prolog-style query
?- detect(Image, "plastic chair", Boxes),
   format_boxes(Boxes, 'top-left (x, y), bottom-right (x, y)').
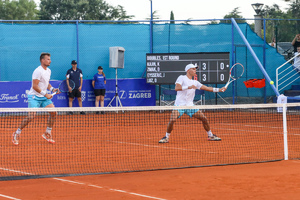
top-left (194, 89), bottom-right (205, 105)
top-left (160, 89), bottom-right (177, 106)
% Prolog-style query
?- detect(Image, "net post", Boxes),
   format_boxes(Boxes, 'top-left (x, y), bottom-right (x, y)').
top-left (282, 104), bottom-right (288, 160)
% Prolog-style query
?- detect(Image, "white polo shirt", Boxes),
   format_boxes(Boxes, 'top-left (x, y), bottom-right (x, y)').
top-left (174, 75), bottom-right (203, 106)
top-left (28, 65), bottom-right (51, 97)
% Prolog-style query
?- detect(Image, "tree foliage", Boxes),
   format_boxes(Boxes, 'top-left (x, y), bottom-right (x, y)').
top-left (146, 10), bottom-right (160, 21)
top-left (0, 0), bottom-right (38, 20)
top-left (218, 2), bottom-right (300, 43)
top-left (38, 0), bottom-right (134, 20)
top-left (262, 2), bottom-right (300, 43)
top-left (170, 11), bottom-right (174, 24)
top-left (221, 7), bottom-right (246, 24)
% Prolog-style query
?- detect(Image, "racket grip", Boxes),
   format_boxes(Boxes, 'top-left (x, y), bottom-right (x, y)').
top-left (224, 82), bottom-right (230, 88)
top-left (51, 91), bottom-right (57, 96)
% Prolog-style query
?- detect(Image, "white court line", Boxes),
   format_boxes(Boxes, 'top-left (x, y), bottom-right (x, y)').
top-left (215, 125), bottom-right (300, 136)
top-left (177, 122), bottom-right (299, 136)
top-left (0, 168), bottom-right (32, 175)
top-left (108, 188), bottom-right (166, 200)
top-left (0, 169), bottom-right (167, 200)
top-left (53, 178), bottom-right (85, 185)
top-left (107, 140), bottom-right (218, 154)
top-left (0, 194), bottom-right (21, 200)
top-left (218, 123), bottom-right (300, 134)
top-left (52, 178), bottom-right (167, 200)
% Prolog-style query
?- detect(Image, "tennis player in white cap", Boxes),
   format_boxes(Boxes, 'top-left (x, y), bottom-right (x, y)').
top-left (159, 63), bottom-right (226, 143)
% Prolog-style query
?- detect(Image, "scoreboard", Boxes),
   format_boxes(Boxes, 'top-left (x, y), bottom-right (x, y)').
top-left (146, 52), bottom-right (230, 85)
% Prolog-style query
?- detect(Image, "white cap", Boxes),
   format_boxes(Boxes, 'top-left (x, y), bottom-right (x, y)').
top-left (185, 64), bottom-right (197, 72)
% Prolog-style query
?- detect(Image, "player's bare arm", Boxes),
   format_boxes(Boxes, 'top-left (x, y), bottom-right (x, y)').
top-left (200, 85), bottom-right (226, 92)
top-left (32, 79), bottom-right (42, 94)
top-left (32, 79), bottom-right (51, 99)
top-left (175, 83), bottom-right (197, 91)
top-left (47, 84), bottom-right (60, 94)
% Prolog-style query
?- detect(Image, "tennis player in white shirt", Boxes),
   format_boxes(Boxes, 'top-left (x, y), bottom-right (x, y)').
top-left (12, 52), bottom-right (59, 146)
top-left (159, 64), bottom-right (226, 143)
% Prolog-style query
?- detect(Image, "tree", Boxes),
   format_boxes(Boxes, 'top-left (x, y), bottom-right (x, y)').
top-left (170, 11), bottom-right (174, 24)
top-left (39, 0), bottom-right (134, 20)
top-left (146, 10), bottom-right (160, 22)
top-left (261, 4), bottom-right (291, 43)
top-left (0, 0), bottom-right (39, 20)
top-left (221, 7), bottom-right (246, 24)
top-left (286, 0), bottom-right (300, 33)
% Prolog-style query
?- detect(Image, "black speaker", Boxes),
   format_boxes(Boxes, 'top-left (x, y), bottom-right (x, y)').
top-left (109, 47), bottom-right (125, 69)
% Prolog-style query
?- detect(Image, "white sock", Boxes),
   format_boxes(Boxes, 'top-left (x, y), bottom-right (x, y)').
top-left (207, 130), bottom-right (213, 137)
top-left (46, 127), bottom-right (52, 134)
top-left (166, 133), bottom-right (171, 138)
top-left (16, 128), bottom-right (21, 134)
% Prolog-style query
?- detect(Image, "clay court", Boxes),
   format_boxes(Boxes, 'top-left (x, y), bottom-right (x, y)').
top-left (1, 107), bottom-right (300, 199)
top-left (0, 160), bottom-right (300, 200)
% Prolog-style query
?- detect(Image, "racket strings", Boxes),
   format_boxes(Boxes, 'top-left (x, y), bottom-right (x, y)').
top-left (230, 63), bottom-right (244, 79)
top-left (59, 80), bottom-right (75, 93)
top-left (59, 81), bottom-right (69, 93)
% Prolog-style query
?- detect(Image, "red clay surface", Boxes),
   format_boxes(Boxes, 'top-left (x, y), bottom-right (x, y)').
top-left (1, 111), bottom-right (299, 178)
top-left (1, 110), bottom-right (300, 199)
top-left (0, 160), bottom-right (299, 200)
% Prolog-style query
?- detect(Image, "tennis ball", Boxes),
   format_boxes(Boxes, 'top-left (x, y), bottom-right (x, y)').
top-left (270, 81), bottom-right (274, 85)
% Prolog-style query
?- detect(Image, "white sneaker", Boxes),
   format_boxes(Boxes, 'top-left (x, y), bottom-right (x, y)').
top-left (42, 133), bottom-right (55, 144)
top-left (158, 136), bottom-right (169, 143)
top-left (208, 134), bottom-right (221, 141)
top-left (12, 132), bottom-right (19, 146)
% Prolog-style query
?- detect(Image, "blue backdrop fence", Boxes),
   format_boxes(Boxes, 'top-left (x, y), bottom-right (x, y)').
top-left (0, 19), bottom-right (298, 106)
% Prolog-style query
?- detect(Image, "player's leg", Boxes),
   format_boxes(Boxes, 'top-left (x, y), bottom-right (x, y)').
top-left (68, 97), bottom-right (74, 107)
top-left (94, 95), bottom-right (100, 114)
top-left (100, 89), bottom-right (106, 114)
top-left (12, 112), bottom-right (36, 145)
top-left (68, 96), bottom-right (74, 115)
top-left (12, 95), bottom-right (38, 145)
top-left (94, 89), bottom-right (100, 114)
top-left (159, 110), bottom-right (180, 143)
top-left (75, 89), bottom-right (82, 107)
top-left (68, 89), bottom-right (76, 108)
top-left (193, 110), bottom-right (221, 141)
top-left (78, 97), bottom-right (83, 107)
top-left (21, 112), bottom-right (36, 129)
top-left (42, 103), bottom-right (56, 144)
top-left (67, 90), bottom-right (75, 115)
top-left (192, 110), bottom-right (210, 131)
top-left (76, 90), bottom-right (85, 114)
top-left (95, 95), bottom-right (100, 107)
top-left (100, 95), bottom-right (105, 107)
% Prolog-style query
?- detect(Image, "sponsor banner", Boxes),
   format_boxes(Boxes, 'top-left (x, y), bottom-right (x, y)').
top-left (0, 79), bottom-right (155, 108)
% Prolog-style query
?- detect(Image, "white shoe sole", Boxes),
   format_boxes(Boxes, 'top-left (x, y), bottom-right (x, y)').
top-left (42, 134), bottom-right (55, 144)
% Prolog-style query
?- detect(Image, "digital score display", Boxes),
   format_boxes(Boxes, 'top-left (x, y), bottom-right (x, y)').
top-left (146, 52), bottom-right (230, 85)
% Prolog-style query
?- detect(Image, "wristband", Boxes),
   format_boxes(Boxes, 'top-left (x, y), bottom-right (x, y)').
top-left (182, 86), bottom-right (188, 90)
top-left (40, 91), bottom-right (46, 96)
top-left (213, 88), bottom-right (219, 93)
top-left (50, 87), bottom-right (54, 92)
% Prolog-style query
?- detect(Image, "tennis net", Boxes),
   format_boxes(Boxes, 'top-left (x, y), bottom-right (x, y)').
top-left (0, 104), bottom-right (300, 180)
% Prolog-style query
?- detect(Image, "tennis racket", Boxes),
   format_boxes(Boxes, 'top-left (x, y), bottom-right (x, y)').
top-left (52, 79), bottom-right (75, 96)
top-left (224, 63), bottom-right (244, 88)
